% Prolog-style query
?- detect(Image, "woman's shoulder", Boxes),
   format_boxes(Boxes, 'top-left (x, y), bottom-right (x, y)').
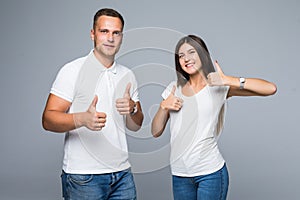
top-left (166, 81), bottom-right (178, 88)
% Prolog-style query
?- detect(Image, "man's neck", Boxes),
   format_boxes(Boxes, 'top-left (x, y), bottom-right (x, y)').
top-left (93, 50), bottom-right (114, 68)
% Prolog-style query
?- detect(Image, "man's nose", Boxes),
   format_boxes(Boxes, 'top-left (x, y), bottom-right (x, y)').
top-left (107, 32), bottom-right (114, 42)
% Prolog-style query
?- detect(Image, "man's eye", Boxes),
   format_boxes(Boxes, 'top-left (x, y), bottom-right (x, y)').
top-left (100, 30), bottom-right (108, 33)
top-left (113, 31), bottom-right (122, 36)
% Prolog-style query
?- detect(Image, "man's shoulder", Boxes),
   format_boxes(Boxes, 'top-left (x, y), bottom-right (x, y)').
top-left (115, 63), bottom-right (134, 73)
top-left (115, 62), bottom-right (129, 69)
top-left (65, 55), bottom-right (88, 67)
top-left (59, 55), bottom-right (88, 73)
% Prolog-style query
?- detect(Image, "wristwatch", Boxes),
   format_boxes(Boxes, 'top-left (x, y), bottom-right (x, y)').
top-left (239, 77), bottom-right (246, 89)
top-left (130, 102), bottom-right (138, 115)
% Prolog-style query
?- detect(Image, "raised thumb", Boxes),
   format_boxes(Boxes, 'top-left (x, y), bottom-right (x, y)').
top-left (91, 95), bottom-right (98, 108)
top-left (170, 85), bottom-right (176, 95)
top-left (214, 60), bottom-right (223, 74)
top-left (123, 83), bottom-right (131, 98)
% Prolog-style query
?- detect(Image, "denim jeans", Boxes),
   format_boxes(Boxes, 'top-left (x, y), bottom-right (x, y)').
top-left (61, 168), bottom-right (136, 200)
top-left (172, 164), bottom-right (229, 200)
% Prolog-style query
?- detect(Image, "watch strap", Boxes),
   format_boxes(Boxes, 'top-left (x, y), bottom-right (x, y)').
top-left (130, 102), bottom-right (138, 115)
top-left (239, 77), bottom-right (245, 89)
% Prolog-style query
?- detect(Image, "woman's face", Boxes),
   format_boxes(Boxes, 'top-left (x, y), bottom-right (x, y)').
top-left (178, 43), bottom-right (202, 76)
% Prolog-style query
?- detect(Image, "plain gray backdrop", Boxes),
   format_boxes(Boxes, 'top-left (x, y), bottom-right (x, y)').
top-left (0, 0), bottom-right (299, 199)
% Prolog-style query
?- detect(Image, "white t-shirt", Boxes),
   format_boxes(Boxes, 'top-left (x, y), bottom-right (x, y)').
top-left (51, 50), bottom-right (139, 174)
top-left (162, 81), bottom-right (229, 177)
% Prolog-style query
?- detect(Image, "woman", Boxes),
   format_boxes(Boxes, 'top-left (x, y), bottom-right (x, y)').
top-left (151, 35), bottom-right (277, 200)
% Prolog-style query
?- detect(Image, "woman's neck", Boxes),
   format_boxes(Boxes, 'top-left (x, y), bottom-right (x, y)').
top-left (182, 73), bottom-right (207, 96)
top-left (188, 73), bottom-right (207, 88)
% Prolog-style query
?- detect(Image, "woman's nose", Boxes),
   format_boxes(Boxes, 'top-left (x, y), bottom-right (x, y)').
top-left (184, 55), bottom-right (190, 62)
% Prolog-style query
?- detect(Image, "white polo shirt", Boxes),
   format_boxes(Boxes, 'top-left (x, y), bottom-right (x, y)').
top-left (51, 50), bottom-right (139, 174)
top-left (162, 81), bottom-right (229, 177)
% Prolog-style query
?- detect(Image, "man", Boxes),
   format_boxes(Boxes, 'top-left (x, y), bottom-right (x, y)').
top-left (42, 8), bottom-right (143, 199)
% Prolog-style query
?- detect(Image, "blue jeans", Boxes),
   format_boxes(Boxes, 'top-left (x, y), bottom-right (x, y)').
top-left (172, 164), bottom-right (229, 200)
top-left (61, 168), bottom-right (136, 200)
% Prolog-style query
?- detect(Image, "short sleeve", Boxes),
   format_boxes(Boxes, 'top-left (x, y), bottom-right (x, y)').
top-left (50, 58), bottom-right (84, 102)
top-left (130, 72), bottom-right (139, 102)
top-left (218, 86), bottom-right (230, 102)
top-left (162, 81), bottom-right (177, 100)
top-left (208, 85), bottom-right (230, 104)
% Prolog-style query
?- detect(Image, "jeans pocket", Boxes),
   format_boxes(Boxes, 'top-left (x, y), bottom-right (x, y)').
top-left (68, 174), bottom-right (93, 186)
top-left (61, 171), bottom-right (67, 198)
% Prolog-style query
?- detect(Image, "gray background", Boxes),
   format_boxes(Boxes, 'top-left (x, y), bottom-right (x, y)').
top-left (0, 0), bottom-right (299, 199)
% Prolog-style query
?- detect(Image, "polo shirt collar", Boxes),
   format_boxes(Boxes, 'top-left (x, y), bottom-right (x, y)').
top-left (107, 62), bottom-right (117, 74)
top-left (90, 50), bottom-right (117, 74)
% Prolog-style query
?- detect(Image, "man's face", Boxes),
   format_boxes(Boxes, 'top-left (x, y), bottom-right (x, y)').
top-left (91, 15), bottom-right (123, 60)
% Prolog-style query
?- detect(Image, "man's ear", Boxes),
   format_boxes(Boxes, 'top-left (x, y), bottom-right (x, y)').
top-left (90, 29), bottom-right (94, 41)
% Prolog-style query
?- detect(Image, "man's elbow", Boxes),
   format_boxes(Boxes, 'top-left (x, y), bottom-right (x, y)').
top-left (127, 115), bottom-right (144, 132)
top-left (42, 113), bottom-right (50, 131)
top-left (128, 126), bottom-right (141, 132)
top-left (42, 116), bottom-right (55, 132)
top-left (269, 83), bottom-right (277, 95)
top-left (42, 119), bottom-right (51, 131)
top-left (151, 126), bottom-right (163, 138)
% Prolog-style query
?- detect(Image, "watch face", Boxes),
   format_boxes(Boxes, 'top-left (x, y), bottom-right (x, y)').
top-left (240, 77), bottom-right (245, 83)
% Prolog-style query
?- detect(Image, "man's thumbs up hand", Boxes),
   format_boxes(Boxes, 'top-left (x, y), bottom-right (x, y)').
top-left (116, 83), bottom-right (136, 115)
top-left (74, 95), bottom-right (106, 131)
top-left (123, 82), bottom-right (131, 99)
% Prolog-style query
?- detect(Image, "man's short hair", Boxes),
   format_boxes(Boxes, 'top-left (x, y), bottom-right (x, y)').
top-left (93, 8), bottom-right (124, 30)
